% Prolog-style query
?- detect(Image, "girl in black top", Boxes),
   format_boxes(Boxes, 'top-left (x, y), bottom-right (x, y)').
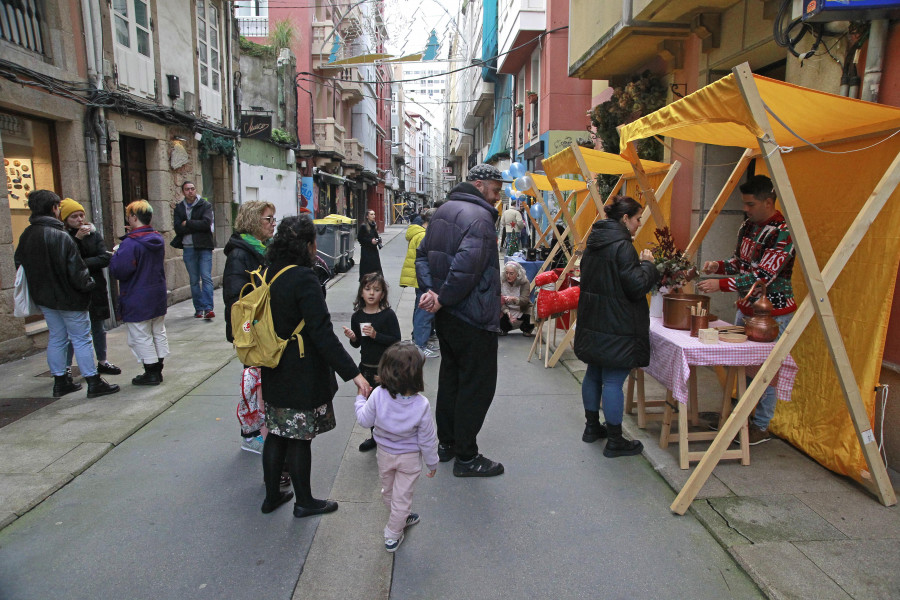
top-left (343, 272), bottom-right (401, 451)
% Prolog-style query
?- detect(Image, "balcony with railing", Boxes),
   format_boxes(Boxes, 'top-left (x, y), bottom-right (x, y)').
top-left (1, 0), bottom-right (46, 55)
top-left (236, 16), bottom-right (268, 38)
top-left (311, 20), bottom-right (336, 59)
top-left (343, 138), bottom-right (364, 168)
top-left (313, 118), bottom-right (345, 157)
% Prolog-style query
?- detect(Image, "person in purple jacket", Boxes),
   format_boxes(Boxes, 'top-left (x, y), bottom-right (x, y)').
top-left (355, 341), bottom-right (438, 553)
top-left (110, 200), bottom-right (169, 386)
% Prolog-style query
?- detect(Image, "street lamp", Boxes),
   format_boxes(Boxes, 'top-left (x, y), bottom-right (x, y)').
top-left (451, 127), bottom-right (473, 138)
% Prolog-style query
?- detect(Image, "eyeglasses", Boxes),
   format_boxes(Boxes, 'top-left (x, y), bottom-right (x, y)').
top-left (262, 216), bottom-right (277, 223)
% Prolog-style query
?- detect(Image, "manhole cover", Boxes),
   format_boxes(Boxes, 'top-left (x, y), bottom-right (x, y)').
top-left (0, 397), bottom-right (57, 428)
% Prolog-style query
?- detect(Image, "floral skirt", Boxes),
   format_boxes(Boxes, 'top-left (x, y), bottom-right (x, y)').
top-left (265, 401), bottom-right (336, 440)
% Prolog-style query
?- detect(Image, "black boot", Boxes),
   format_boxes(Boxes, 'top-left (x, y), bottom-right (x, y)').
top-left (158, 357), bottom-right (164, 382)
top-left (86, 374), bottom-right (120, 398)
top-left (603, 423), bottom-right (643, 458)
top-left (52, 374), bottom-right (82, 398)
top-left (582, 410), bottom-right (607, 443)
top-left (132, 362), bottom-right (162, 386)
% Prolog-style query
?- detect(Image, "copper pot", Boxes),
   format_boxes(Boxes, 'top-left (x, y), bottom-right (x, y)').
top-left (662, 293), bottom-right (710, 330)
top-left (740, 280), bottom-right (779, 342)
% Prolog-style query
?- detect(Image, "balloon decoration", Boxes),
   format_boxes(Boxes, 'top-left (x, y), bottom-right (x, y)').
top-left (530, 203), bottom-right (544, 220)
top-left (514, 174), bottom-right (534, 193)
top-left (503, 183), bottom-right (513, 197)
top-left (502, 169), bottom-right (512, 181)
top-left (509, 162), bottom-right (525, 178)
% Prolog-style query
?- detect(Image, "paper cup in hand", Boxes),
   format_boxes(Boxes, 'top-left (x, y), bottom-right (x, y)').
top-left (360, 323), bottom-right (371, 335)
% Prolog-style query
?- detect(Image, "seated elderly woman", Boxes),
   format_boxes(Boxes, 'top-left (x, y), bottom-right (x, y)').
top-left (499, 261), bottom-right (535, 337)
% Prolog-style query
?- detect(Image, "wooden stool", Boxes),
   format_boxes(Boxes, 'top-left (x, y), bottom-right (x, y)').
top-left (658, 365), bottom-right (750, 470)
top-left (624, 369), bottom-right (670, 429)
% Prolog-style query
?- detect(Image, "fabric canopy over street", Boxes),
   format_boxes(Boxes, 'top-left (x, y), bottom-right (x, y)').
top-left (521, 174), bottom-right (587, 195)
top-left (621, 73), bottom-right (900, 486)
top-left (618, 73), bottom-right (900, 151)
top-left (542, 146), bottom-right (669, 180)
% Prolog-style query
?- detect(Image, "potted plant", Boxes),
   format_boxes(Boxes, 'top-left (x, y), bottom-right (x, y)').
top-left (526, 90), bottom-right (538, 104)
top-left (514, 103), bottom-right (524, 117)
top-left (648, 226), bottom-right (697, 317)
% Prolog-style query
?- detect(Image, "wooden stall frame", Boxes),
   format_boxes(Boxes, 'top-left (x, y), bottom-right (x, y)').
top-left (669, 62), bottom-right (899, 514)
top-left (530, 144), bottom-right (678, 367)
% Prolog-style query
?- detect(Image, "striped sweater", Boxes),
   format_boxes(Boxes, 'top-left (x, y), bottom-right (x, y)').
top-left (712, 211), bottom-right (797, 316)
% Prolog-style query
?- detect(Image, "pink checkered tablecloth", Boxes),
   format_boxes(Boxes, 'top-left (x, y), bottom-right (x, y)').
top-left (643, 317), bottom-right (799, 405)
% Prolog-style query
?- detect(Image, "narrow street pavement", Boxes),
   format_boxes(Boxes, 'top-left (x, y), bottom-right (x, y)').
top-left (0, 223), bottom-right (760, 599)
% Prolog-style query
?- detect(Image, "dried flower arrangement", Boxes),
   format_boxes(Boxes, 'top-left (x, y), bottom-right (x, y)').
top-left (649, 226), bottom-right (697, 292)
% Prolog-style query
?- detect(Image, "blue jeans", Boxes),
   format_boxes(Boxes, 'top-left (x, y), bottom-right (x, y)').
top-left (412, 288), bottom-right (434, 348)
top-left (735, 310), bottom-right (794, 430)
top-left (40, 306), bottom-right (97, 377)
top-left (581, 364), bottom-right (631, 426)
top-left (183, 246), bottom-right (214, 312)
top-left (66, 316), bottom-right (107, 365)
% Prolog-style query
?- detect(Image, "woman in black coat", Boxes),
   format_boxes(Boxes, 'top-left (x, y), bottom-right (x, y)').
top-left (357, 209), bottom-right (382, 281)
top-left (573, 196), bottom-right (660, 458)
top-left (259, 215), bottom-right (371, 517)
top-left (60, 199), bottom-right (120, 375)
top-left (223, 201), bottom-right (277, 454)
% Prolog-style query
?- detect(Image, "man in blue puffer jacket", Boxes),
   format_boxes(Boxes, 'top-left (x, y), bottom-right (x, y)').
top-left (415, 163), bottom-right (506, 478)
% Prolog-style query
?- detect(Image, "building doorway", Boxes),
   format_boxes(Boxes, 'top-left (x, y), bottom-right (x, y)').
top-left (119, 136), bottom-right (148, 213)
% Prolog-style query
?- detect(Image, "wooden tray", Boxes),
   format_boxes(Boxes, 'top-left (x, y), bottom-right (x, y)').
top-left (719, 332), bottom-right (748, 343)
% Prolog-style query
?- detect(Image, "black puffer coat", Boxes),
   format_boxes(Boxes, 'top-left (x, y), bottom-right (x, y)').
top-left (223, 233), bottom-right (267, 343)
top-left (68, 225), bottom-right (111, 320)
top-left (415, 182), bottom-right (500, 332)
top-left (15, 216), bottom-right (94, 311)
top-left (573, 219), bottom-right (660, 368)
top-left (357, 219), bottom-right (382, 281)
top-left (260, 263), bottom-right (359, 411)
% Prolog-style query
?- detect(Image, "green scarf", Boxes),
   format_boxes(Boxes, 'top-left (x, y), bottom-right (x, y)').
top-left (240, 233), bottom-right (267, 256)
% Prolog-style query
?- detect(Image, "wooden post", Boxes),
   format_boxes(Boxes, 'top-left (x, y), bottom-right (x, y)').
top-left (670, 66), bottom-right (900, 514)
top-left (622, 141), bottom-right (666, 227)
top-left (684, 149), bottom-right (755, 261)
top-left (632, 161), bottom-right (681, 242)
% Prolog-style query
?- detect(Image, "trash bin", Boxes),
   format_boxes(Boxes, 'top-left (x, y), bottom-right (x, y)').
top-left (313, 214), bottom-right (356, 273)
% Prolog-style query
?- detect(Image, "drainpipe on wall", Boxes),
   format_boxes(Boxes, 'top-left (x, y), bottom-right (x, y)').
top-left (227, 3), bottom-right (242, 207)
top-left (861, 19), bottom-right (888, 103)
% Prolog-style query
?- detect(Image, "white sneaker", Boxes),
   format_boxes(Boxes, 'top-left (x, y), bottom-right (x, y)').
top-left (385, 532), bottom-right (405, 553)
top-left (241, 434), bottom-right (264, 454)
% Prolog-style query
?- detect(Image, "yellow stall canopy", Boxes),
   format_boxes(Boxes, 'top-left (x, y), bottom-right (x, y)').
top-left (542, 146), bottom-right (670, 181)
top-left (520, 174), bottom-right (587, 196)
top-left (314, 214), bottom-right (356, 225)
top-left (619, 74), bottom-right (900, 151)
top-left (620, 73), bottom-right (900, 486)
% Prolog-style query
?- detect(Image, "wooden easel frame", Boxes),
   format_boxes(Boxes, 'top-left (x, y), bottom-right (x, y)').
top-left (526, 143), bottom-right (679, 367)
top-left (668, 63), bottom-right (898, 514)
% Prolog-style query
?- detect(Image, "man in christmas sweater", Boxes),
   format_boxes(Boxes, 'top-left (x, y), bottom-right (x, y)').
top-left (698, 174), bottom-right (796, 445)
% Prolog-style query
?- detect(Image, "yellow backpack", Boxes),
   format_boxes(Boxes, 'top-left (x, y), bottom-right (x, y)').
top-left (231, 266), bottom-right (305, 368)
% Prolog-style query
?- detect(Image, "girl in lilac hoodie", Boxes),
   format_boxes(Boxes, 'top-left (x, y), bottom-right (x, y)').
top-left (355, 342), bottom-right (439, 552)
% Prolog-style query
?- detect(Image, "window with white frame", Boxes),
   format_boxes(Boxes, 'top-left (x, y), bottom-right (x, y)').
top-left (112, 0), bottom-right (155, 97)
top-left (197, 0), bottom-right (223, 123)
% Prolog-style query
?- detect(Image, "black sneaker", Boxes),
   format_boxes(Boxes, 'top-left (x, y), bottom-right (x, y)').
top-left (437, 443), bottom-right (455, 462)
top-left (453, 454), bottom-right (504, 477)
top-left (358, 437), bottom-right (377, 452)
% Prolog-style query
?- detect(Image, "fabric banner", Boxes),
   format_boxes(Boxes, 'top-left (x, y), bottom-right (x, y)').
top-left (765, 136), bottom-right (900, 484)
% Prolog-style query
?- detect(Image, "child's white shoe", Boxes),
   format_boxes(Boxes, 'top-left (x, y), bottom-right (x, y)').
top-left (385, 532), bottom-right (404, 553)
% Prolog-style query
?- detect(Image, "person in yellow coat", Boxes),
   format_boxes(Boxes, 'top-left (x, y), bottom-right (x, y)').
top-left (400, 209), bottom-right (438, 357)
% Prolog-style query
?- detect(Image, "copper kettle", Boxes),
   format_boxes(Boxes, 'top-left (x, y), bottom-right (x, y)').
top-left (740, 280), bottom-right (779, 342)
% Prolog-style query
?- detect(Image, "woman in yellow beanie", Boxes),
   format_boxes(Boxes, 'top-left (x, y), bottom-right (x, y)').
top-left (60, 198), bottom-right (120, 376)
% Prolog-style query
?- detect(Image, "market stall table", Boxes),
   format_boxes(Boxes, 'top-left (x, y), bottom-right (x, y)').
top-left (628, 317), bottom-right (799, 469)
